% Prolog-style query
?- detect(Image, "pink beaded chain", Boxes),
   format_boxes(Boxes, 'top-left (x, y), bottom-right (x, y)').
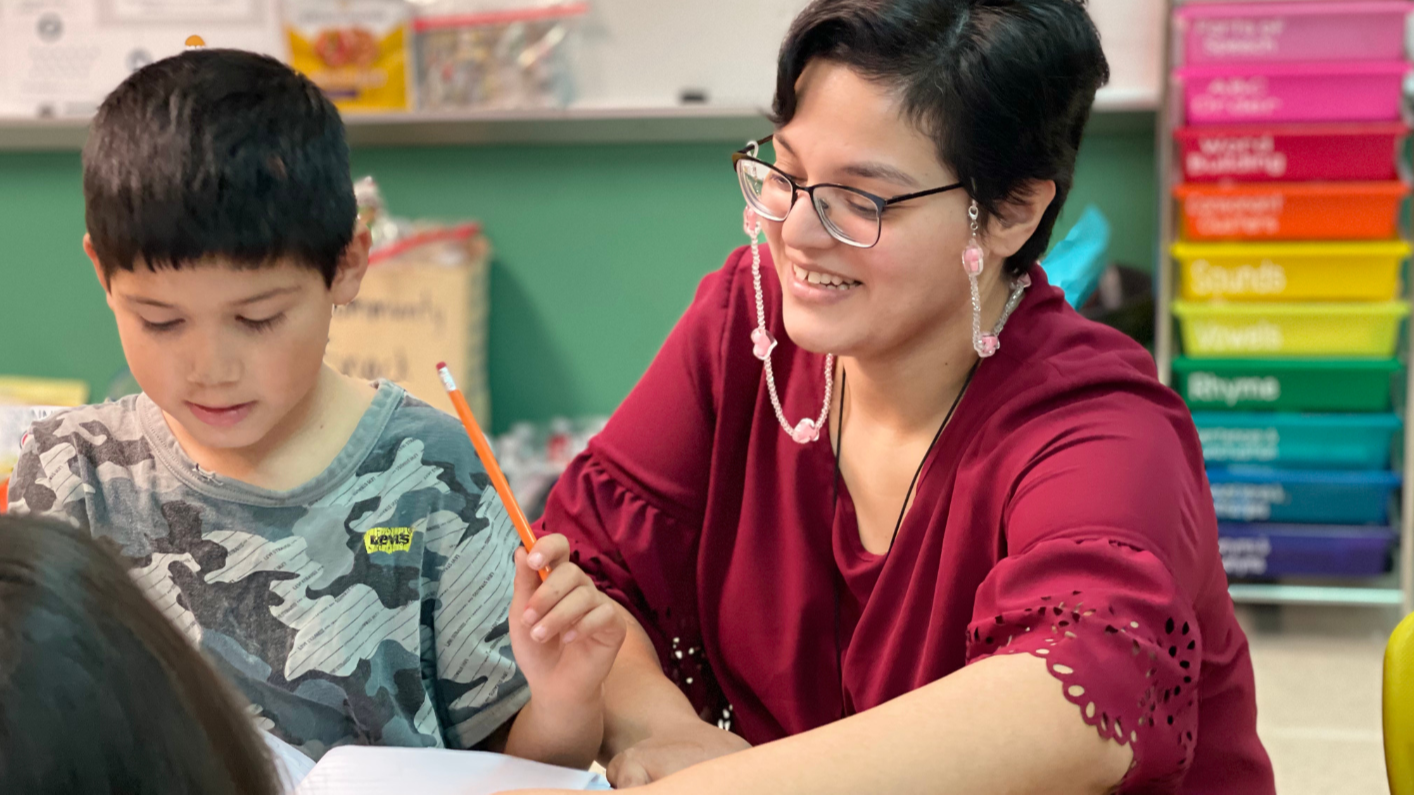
top-left (746, 201), bottom-right (1028, 446)
top-left (746, 208), bottom-right (834, 444)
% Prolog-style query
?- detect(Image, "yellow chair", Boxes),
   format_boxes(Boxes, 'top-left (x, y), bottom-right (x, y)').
top-left (1386, 611), bottom-right (1414, 795)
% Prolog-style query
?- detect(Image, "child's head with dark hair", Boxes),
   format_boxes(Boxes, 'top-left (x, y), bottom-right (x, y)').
top-left (745, 0), bottom-right (1107, 362)
top-left (0, 515), bottom-right (280, 795)
top-left (84, 47), bottom-right (356, 286)
top-left (80, 48), bottom-right (372, 457)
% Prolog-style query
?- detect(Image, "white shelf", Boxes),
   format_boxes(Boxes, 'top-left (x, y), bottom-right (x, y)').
top-left (0, 89), bottom-right (1157, 152)
top-left (1229, 584), bottom-right (1405, 608)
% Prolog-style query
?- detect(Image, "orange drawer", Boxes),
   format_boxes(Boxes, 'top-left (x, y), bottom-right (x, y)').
top-left (1174, 181), bottom-right (1407, 241)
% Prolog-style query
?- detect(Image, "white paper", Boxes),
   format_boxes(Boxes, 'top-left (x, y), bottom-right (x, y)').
top-left (292, 746), bottom-right (610, 795)
top-left (262, 731), bottom-right (318, 795)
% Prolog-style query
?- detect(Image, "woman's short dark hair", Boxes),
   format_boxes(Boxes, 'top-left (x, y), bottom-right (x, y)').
top-left (0, 516), bottom-right (279, 795)
top-left (774, 0), bottom-right (1110, 277)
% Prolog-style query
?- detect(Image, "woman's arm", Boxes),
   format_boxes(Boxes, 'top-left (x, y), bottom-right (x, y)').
top-left (600, 613), bottom-right (751, 786)
top-left (522, 653), bottom-right (1127, 795)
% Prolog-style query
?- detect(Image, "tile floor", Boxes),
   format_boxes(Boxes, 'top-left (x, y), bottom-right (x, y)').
top-left (1240, 604), bottom-right (1398, 795)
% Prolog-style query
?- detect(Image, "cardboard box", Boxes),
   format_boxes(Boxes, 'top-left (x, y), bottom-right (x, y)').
top-left (285, 0), bottom-right (410, 112)
top-left (326, 224), bottom-right (491, 424)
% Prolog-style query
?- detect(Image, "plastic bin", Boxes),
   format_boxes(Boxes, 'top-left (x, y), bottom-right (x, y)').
top-left (1219, 523), bottom-right (1396, 578)
top-left (1175, 123), bottom-right (1408, 183)
top-left (1206, 466), bottom-right (1401, 524)
top-left (1191, 412), bottom-right (1401, 469)
top-left (1176, 61), bottom-right (1409, 124)
top-left (1177, 2), bottom-right (1414, 65)
top-left (1173, 182), bottom-right (1407, 241)
top-left (1172, 300), bottom-right (1409, 357)
top-left (1174, 241), bottom-right (1409, 301)
top-left (1172, 357), bottom-right (1401, 412)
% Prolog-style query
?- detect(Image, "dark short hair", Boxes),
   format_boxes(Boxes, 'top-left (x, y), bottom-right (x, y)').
top-left (84, 48), bottom-right (355, 287)
top-left (774, 0), bottom-right (1110, 276)
top-left (0, 516), bottom-right (279, 795)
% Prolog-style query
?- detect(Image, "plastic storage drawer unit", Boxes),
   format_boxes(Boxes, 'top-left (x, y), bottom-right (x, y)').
top-left (1172, 358), bottom-right (1401, 412)
top-left (1173, 182), bottom-right (1407, 242)
top-left (1177, 2), bottom-right (1414, 66)
top-left (1175, 123), bottom-right (1408, 183)
top-left (1174, 241), bottom-right (1409, 302)
top-left (1177, 62), bottom-right (1410, 124)
top-left (1206, 466), bottom-right (1401, 524)
top-left (1191, 412), bottom-right (1401, 469)
top-left (1219, 522), bottom-right (1397, 578)
top-left (1172, 300), bottom-right (1410, 358)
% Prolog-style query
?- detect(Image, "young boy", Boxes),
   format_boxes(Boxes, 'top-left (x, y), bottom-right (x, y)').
top-left (8, 48), bottom-right (624, 769)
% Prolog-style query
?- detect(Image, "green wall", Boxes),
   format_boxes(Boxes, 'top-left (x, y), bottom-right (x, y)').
top-left (0, 124), bottom-right (1156, 431)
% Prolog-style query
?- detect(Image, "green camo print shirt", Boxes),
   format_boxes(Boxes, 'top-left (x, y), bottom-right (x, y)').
top-left (9, 381), bottom-right (529, 760)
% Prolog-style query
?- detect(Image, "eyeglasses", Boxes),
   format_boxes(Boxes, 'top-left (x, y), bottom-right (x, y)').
top-left (731, 135), bottom-right (965, 249)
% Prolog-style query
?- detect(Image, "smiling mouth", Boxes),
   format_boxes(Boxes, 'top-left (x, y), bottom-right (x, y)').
top-left (792, 263), bottom-right (862, 290)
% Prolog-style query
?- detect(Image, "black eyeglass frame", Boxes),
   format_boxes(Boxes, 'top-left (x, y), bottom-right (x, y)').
top-left (731, 135), bottom-right (966, 249)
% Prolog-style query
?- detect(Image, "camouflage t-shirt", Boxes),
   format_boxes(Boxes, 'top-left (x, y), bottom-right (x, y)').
top-left (7, 382), bottom-right (529, 759)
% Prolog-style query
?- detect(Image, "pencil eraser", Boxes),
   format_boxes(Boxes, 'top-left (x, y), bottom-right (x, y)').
top-left (435, 361), bottom-right (447, 371)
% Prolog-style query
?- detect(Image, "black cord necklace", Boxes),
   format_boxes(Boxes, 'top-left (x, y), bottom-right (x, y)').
top-left (830, 359), bottom-right (980, 718)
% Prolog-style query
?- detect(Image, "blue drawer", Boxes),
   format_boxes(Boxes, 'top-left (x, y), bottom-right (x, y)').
top-left (1192, 412), bottom-right (1402, 470)
top-left (1219, 523), bottom-right (1396, 578)
top-left (1207, 466), bottom-right (1401, 525)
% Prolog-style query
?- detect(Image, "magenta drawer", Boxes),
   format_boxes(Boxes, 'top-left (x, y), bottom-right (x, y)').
top-left (1177, 62), bottom-right (1410, 125)
top-left (1177, 1), bottom-right (1414, 65)
top-left (1176, 123), bottom-right (1409, 182)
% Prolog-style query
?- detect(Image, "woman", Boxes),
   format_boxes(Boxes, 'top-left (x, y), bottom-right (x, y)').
top-left (0, 515), bottom-right (280, 794)
top-left (518, 0), bottom-right (1275, 792)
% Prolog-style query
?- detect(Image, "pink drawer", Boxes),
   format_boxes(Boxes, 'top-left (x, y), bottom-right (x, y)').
top-left (1178, 1), bottom-right (1414, 65)
top-left (1176, 123), bottom-right (1409, 182)
top-left (1177, 62), bottom-right (1410, 125)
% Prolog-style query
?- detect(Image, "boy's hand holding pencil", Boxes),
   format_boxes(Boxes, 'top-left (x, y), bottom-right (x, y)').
top-left (439, 363), bottom-right (626, 765)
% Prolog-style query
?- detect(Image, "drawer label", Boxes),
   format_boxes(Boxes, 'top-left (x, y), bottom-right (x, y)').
top-left (1199, 426), bottom-right (1281, 462)
top-left (1187, 135), bottom-right (1288, 178)
top-left (1192, 320), bottom-right (1284, 352)
top-left (1186, 372), bottom-right (1281, 406)
top-left (1210, 482), bottom-right (1287, 521)
top-left (1188, 259), bottom-right (1287, 297)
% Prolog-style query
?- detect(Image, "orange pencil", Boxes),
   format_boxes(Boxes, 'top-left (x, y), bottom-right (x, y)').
top-left (437, 363), bottom-right (547, 581)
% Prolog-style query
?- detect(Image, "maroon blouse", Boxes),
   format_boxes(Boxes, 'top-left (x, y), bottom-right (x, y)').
top-left (538, 246), bottom-right (1275, 793)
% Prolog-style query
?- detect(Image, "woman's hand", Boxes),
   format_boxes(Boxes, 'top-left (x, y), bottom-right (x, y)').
top-left (606, 718), bottom-right (752, 788)
top-left (510, 534), bottom-right (627, 709)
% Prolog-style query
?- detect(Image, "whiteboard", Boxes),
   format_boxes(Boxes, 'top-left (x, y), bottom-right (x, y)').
top-left (572, 0), bottom-right (1164, 110)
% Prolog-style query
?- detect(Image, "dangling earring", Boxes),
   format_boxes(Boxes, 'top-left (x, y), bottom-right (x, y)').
top-left (964, 200), bottom-right (1030, 359)
top-left (745, 206), bottom-right (834, 444)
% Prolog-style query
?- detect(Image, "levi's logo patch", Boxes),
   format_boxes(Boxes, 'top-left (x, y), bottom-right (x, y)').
top-left (364, 527), bottom-right (416, 554)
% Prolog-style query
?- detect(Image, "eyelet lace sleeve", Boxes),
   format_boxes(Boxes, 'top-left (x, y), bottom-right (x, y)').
top-left (967, 537), bottom-right (1199, 792)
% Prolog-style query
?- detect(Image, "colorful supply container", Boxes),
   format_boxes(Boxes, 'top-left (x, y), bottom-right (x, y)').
top-left (1173, 182), bottom-right (1407, 241)
top-left (1175, 123), bottom-right (1409, 183)
top-left (1219, 523), bottom-right (1397, 578)
top-left (1173, 241), bottom-right (1409, 302)
top-left (1172, 358), bottom-right (1401, 412)
top-left (1207, 466), bottom-right (1401, 524)
top-left (1176, 2), bottom-right (1414, 66)
top-left (1172, 300), bottom-right (1409, 357)
top-left (1191, 412), bottom-right (1401, 469)
top-left (1176, 61), bottom-right (1409, 124)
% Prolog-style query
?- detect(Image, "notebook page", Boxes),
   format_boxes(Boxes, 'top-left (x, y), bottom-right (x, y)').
top-left (261, 731), bottom-right (317, 794)
top-left (293, 746), bottom-right (608, 794)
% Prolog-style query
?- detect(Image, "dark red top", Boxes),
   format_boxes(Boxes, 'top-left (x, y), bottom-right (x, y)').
top-left (539, 247), bottom-right (1275, 793)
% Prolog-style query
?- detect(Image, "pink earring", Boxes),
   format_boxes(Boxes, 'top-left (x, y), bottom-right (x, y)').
top-left (963, 201), bottom-right (1000, 358)
top-left (963, 200), bottom-right (1031, 360)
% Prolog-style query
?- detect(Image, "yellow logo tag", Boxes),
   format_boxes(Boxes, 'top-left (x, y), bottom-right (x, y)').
top-left (364, 527), bottom-right (415, 555)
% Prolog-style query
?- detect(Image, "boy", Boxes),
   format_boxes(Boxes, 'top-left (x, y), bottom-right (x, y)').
top-left (8, 48), bottom-right (624, 769)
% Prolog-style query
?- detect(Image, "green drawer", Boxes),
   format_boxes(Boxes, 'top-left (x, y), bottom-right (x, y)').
top-left (1172, 358), bottom-right (1401, 412)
